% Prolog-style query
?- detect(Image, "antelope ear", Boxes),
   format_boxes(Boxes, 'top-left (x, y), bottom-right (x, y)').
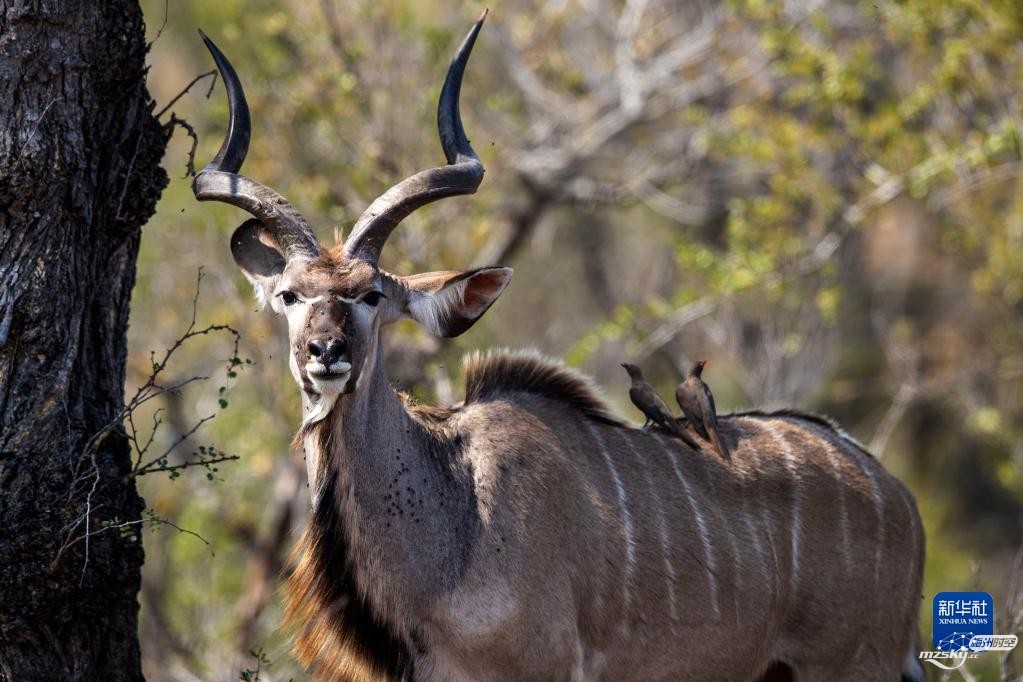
top-left (401, 267), bottom-right (513, 337)
top-left (230, 219), bottom-right (287, 307)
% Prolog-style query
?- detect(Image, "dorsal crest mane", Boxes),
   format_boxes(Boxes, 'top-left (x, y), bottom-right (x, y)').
top-left (463, 349), bottom-right (625, 426)
top-left (730, 407), bottom-right (872, 456)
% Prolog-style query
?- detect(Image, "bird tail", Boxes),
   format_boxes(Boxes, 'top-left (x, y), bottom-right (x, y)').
top-left (709, 428), bottom-right (731, 461)
top-left (669, 418), bottom-right (702, 451)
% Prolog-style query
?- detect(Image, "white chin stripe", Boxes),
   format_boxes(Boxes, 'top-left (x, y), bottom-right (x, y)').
top-left (310, 373), bottom-right (351, 393)
top-left (305, 395), bottom-right (338, 424)
top-left (305, 360), bottom-right (352, 375)
top-left (303, 371), bottom-right (351, 425)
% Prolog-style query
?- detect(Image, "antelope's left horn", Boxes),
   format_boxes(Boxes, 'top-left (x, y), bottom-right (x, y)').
top-left (343, 11), bottom-right (488, 264)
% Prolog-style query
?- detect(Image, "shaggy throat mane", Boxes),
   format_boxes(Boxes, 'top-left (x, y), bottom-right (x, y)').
top-left (282, 349), bottom-right (621, 680)
top-left (284, 414), bottom-right (415, 681)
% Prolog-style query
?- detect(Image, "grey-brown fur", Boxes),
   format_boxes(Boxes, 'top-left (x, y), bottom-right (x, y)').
top-left (195, 17), bottom-right (926, 682)
top-left (290, 349), bottom-right (925, 681)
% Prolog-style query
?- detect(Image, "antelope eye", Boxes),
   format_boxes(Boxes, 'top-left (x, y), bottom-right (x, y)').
top-left (361, 291), bottom-right (385, 307)
top-left (280, 291), bottom-right (298, 306)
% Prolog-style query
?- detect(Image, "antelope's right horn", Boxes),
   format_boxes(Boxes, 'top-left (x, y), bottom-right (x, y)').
top-left (193, 30), bottom-right (320, 260)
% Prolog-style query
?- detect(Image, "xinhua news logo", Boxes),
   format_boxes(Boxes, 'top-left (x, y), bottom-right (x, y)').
top-left (919, 591), bottom-right (1017, 671)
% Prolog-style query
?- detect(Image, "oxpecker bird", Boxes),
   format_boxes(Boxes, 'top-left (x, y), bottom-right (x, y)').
top-left (621, 363), bottom-right (701, 451)
top-left (676, 360), bottom-right (731, 461)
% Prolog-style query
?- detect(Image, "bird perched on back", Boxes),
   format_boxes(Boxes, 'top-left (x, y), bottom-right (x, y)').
top-left (675, 360), bottom-right (730, 461)
top-left (621, 363), bottom-right (701, 451)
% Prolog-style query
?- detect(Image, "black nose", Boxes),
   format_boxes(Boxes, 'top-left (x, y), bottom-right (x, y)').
top-left (307, 338), bottom-right (346, 366)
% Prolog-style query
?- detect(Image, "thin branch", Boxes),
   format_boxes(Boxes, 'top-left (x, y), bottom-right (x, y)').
top-left (131, 407), bottom-right (165, 467)
top-left (929, 161), bottom-right (1023, 210)
top-left (163, 114), bottom-right (201, 178)
top-left (13, 94), bottom-right (58, 170)
top-left (631, 297), bottom-right (717, 362)
top-left (868, 381), bottom-right (917, 458)
top-left (115, 102), bottom-right (145, 220)
top-left (58, 269), bottom-right (245, 580)
top-left (51, 515), bottom-right (212, 573)
top-left (155, 70), bottom-right (217, 119)
top-left (133, 453), bottom-right (240, 477)
top-left (146, 0), bottom-right (170, 50)
top-left (132, 413), bottom-right (216, 476)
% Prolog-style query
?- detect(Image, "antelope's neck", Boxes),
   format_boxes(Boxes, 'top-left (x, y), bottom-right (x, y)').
top-left (304, 346), bottom-right (478, 616)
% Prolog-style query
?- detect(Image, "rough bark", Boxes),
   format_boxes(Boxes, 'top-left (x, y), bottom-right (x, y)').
top-left (0, 1), bottom-right (167, 680)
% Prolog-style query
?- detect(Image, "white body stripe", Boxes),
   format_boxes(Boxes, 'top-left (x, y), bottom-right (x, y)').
top-left (845, 444), bottom-right (885, 589)
top-left (809, 433), bottom-right (853, 572)
top-left (892, 480), bottom-right (920, 618)
top-left (653, 433), bottom-right (720, 617)
top-left (740, 496), bottom-right (768, 582)
top-left (618, 432), bottom-right (679, 624)
top-left (585, 422), bottom-right (636, 610)
top-left (760, 422), bottom-right (802, 589)
top-left (719, 498), bottom-right (742, 618)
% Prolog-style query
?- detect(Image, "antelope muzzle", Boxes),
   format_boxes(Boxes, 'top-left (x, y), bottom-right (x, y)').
top-left (301, 301), bottom-right (354, 390)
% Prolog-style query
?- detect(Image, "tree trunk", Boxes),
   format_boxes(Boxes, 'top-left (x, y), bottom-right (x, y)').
top-left (0, 2), bottom-right (167, 679)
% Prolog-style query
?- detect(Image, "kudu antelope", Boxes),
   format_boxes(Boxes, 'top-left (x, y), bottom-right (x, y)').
top-left (194, 16), bottom-right (926, 682)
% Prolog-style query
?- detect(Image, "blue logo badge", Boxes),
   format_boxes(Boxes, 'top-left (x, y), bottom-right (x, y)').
top-left (933, 592), bottom-right (994, 651)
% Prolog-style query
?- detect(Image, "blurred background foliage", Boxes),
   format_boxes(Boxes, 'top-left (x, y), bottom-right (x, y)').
top-left (133, 0), bottom-right (1022, 678)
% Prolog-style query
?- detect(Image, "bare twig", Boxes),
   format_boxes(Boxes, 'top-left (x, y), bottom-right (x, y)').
top-left (631, 297), bottom-right (717, 362)
top-left (115, 98), bottom-right (146, 220)
top-left (163, 114), bottom-right (201, 178)
top-left (868, 381), bottom-right (917, 458)
top-left (868, 311), bottom-right (922, 457)
top-left (929, 161), bottom-right (1023, 210)
top-left (13, 95), bottom-right (58, 170)
top-left (52, 513), bottom-right (211, 574)
top-left (57, 269), bottom-right (247, 579)
top-left (146, 0), bottom-right (170, 50)
top-left (155, 70), bottom-right (218, 119)
top-left (132, 413), bottom-right (216, 476)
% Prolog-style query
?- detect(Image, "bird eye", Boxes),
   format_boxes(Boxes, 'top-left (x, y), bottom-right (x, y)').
top-left (361, 291), bottom-right (385, 307)
top-left (280, 291), bottom-right (298, 306)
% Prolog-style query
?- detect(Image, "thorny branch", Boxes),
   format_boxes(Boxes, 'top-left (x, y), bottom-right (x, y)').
top-left (51, 512), bottom-right (212, 574)
top-left (163, 113), bottom-right (201, 178)
top-left (156, 69), bottom-right (217, 178)
top-left (155, 69), bottom-right (218, 119)
top-left (55, 269), bottom-right (249, 580)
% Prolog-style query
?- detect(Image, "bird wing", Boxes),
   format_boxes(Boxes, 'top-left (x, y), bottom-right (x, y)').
top-left (650, 390), bottom-right (674, 418)
top-left (630, 385), bottom-right (659, 422)
top-left (697, 380), bottom-right (730, 460)
top-left (675, 380), bottom-right (697, 418)
top-left (700, 381), bottom-right (718, 429)
top-left (678, 379), bottom-right (709, 439)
